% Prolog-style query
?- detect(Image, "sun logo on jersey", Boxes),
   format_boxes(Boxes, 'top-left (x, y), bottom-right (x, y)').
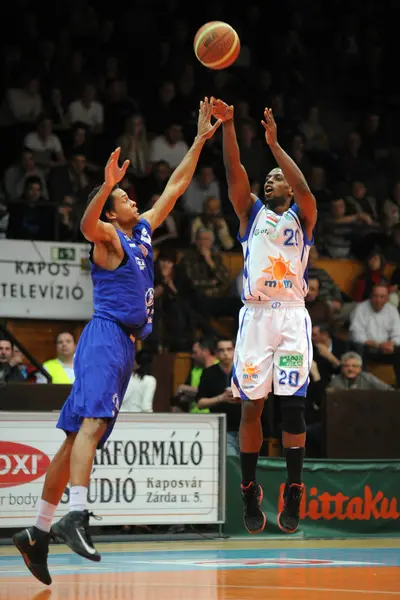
top-left (243, 362), bottom-right (260, 380)
top-left (263, 253), bottom-right (296, 289)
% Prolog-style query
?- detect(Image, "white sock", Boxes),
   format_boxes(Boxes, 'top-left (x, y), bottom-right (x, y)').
top-left (69, 486), bottom-right (87, 512)
top-left (35, 499), bottom-right (58, 533)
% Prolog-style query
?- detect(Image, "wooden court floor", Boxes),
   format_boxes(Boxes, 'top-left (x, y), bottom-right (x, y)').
top-left (0, 538), bottom-right (399, 600)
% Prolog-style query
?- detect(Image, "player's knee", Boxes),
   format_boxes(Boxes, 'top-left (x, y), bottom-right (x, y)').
top-left (241, 398), bottom-right (265, 423)
top-left (80, 417), bottom-right (108, 440)
top-left (278, 397), bottom-right (306, 434)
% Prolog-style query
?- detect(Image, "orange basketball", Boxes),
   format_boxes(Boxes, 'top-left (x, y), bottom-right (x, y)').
top-left (194, 21), bottom-right (240, 70)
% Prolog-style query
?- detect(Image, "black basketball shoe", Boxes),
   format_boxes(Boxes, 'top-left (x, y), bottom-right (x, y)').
top-left (51, 510), bottom-right (101, 562)
top-left (12, 526), bottom-right (52, 585)
top-left (241, 481), bottom-right (267, 534)
top-left (277, 482), bottom-right (304, 533)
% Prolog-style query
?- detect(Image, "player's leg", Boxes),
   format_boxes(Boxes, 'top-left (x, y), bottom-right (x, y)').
top-left (51, 319), bottom-right (135, 561)
top-left (12, 433), bottom-right (76, 586)
top-left (274, 307), bottom-right (312, 533)
top-left (232, 306), bottom-right (276, 534)
top-left (277, 396), bottom-right (306, 533)
top-left (239, 397), bottom-right (267, 533)
top-left (51, 418), bottom-right (108, 562)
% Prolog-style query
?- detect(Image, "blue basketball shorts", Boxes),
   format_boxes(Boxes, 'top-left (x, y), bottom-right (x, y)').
top-left (57, 317), bottom-right (135, 448)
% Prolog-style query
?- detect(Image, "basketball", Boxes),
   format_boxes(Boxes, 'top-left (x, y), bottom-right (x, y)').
top-left (194, 21), bottom-right (240, 70)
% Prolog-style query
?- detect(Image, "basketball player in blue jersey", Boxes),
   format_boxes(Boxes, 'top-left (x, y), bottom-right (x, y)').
top-left (212, 98), bottom-right (317, 536)
top-left (12, 98), bottom-right (222, 585)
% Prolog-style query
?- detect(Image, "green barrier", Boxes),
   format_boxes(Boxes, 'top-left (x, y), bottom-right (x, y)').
top-left (224, 457), bottom-right (400, 537)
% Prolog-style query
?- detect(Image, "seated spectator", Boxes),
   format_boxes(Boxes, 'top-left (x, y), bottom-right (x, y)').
top-left (298, 104), bottom-right (330, 154)
top-left (0, 336), bottom-right (25, 383)
top-left (307, 245), bottom-right (343, 315)
top-left (48, 152), bottom-right (92, 206)
top-left (321, 196), bottom-right (372, 259)
top-left (0, 74), bottom-right (43, 126)
top-left (191, 196), bottom-right (234, 251)
top-left (67, 83), bottom-right (104, 134)
top-left (196, 338), bottom-right (241, 456)
top-left (346, 179), bottom-right (379, 223)
top-left (63, 122), bottom-right (100, 175)
top-left (349, 284), bottom-right (400, 388)
top-left (382, 179), bottom-right (400, 235)
top-left (116, 113), bottom-right (152, 180)
top-left (36, 331), bottom-right (76, 384)
top-left (311, 323), bottom-right (349, 385)
top-left (357, 111), bottom-right (389, 161)
top-left (329, 351), bottom-right (394, 390)
top-left (23, 114), bottom-right (65, 173)
top-left (149, 122), bottom-right (189, 170)
top-left (174, 338), bottom-right (218, 413)
top-left (352, 248), bottom-right (388, 302)
top-left (179, 229), bottom-right (239, 318)
top-left (336, 130), bottom-right (375, 184)
top-left (45, 87), bottom-right (70, 132)
top-left (305, 277), bottom-right (333, 326)
top-left (183, 165), bottom-right (221, 216)
top-left (120, 351), bottom-right (156, 413)
top-left (7, 176), bottom-right (54, 241)
top-left (3, 147), bottom-right (48, 200)
top-left (153, 247), bottom-right (196, 351)
top-left (10, 346), bottom-right (30, 381)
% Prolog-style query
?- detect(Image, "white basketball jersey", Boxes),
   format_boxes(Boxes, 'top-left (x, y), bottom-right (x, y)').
top-left (240, 199), bottom-right (313, 304)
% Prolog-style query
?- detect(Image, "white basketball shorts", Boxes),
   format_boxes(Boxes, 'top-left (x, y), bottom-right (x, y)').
top-left (231, 302), bottom-right (313, 400)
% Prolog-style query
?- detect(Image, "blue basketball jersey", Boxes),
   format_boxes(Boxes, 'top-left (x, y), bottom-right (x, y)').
top-left (90, 218), bottom-right (154, 339)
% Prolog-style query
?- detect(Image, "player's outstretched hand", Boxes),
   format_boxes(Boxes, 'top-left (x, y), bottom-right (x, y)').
top-left (197, 97), bottom-right (223, 140)
top-left (210, 97), bottom-right (234, 122)
top-left (105, 147), bottom-right (130, 187)
top-left (261, 108), bottom-right (278, 146)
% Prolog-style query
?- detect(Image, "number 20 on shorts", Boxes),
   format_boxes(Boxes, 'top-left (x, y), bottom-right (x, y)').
top-left (278, 370), bottom-right (299, 387)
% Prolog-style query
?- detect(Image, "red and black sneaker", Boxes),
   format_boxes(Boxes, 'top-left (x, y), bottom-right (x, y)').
top-left (13, 526), bottom-right (52, 585)
top-left (241, 482), bottom-right (267, 534)
top-left (277, 482), bottom-right (304, 533)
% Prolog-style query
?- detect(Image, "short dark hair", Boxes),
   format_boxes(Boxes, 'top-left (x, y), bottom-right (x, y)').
top-left (216, 337), bottom-right (234, 349)
top-left (196, 337), bottom-right (216, 354)
top-left (88, 184), bottom-right (119, 222)
top-left (24, 175), bottom-right (42, 190)
top-left (55, 331), bottom-right (75, 344)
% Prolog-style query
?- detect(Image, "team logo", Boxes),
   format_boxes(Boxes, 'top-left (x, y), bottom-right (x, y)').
top-left (279, 354), bottom-right (304, 367)
top-left (145, 288), bottom-right (154, 307)
top-left (141, 227), bottom-right (152, 245)
top-left (138, 243), bottom-right (148, 257)
top-left (243, 362), bottom-right (260, 381)
top-left (262, 253), bottom-right (296, 289)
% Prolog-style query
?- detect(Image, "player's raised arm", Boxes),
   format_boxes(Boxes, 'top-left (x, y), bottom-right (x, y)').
top-left (80, 147), bottom-right (129, 243)
top-left (142, 97), bottom-right (222, 231)
top-left (211, 98), bottom-right (255, 222)
top-left (261, 108), bottom-right (317, 234)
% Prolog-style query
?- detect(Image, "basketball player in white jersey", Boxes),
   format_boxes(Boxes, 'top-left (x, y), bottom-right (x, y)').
top-left (212, 98), bottom-right (317, 535)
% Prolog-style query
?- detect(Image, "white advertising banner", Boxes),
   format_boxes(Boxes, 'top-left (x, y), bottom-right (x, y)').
top-left (0, 412), bottom-right (226, 527)
top-left (0, 240), bottom-right (93, 319)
